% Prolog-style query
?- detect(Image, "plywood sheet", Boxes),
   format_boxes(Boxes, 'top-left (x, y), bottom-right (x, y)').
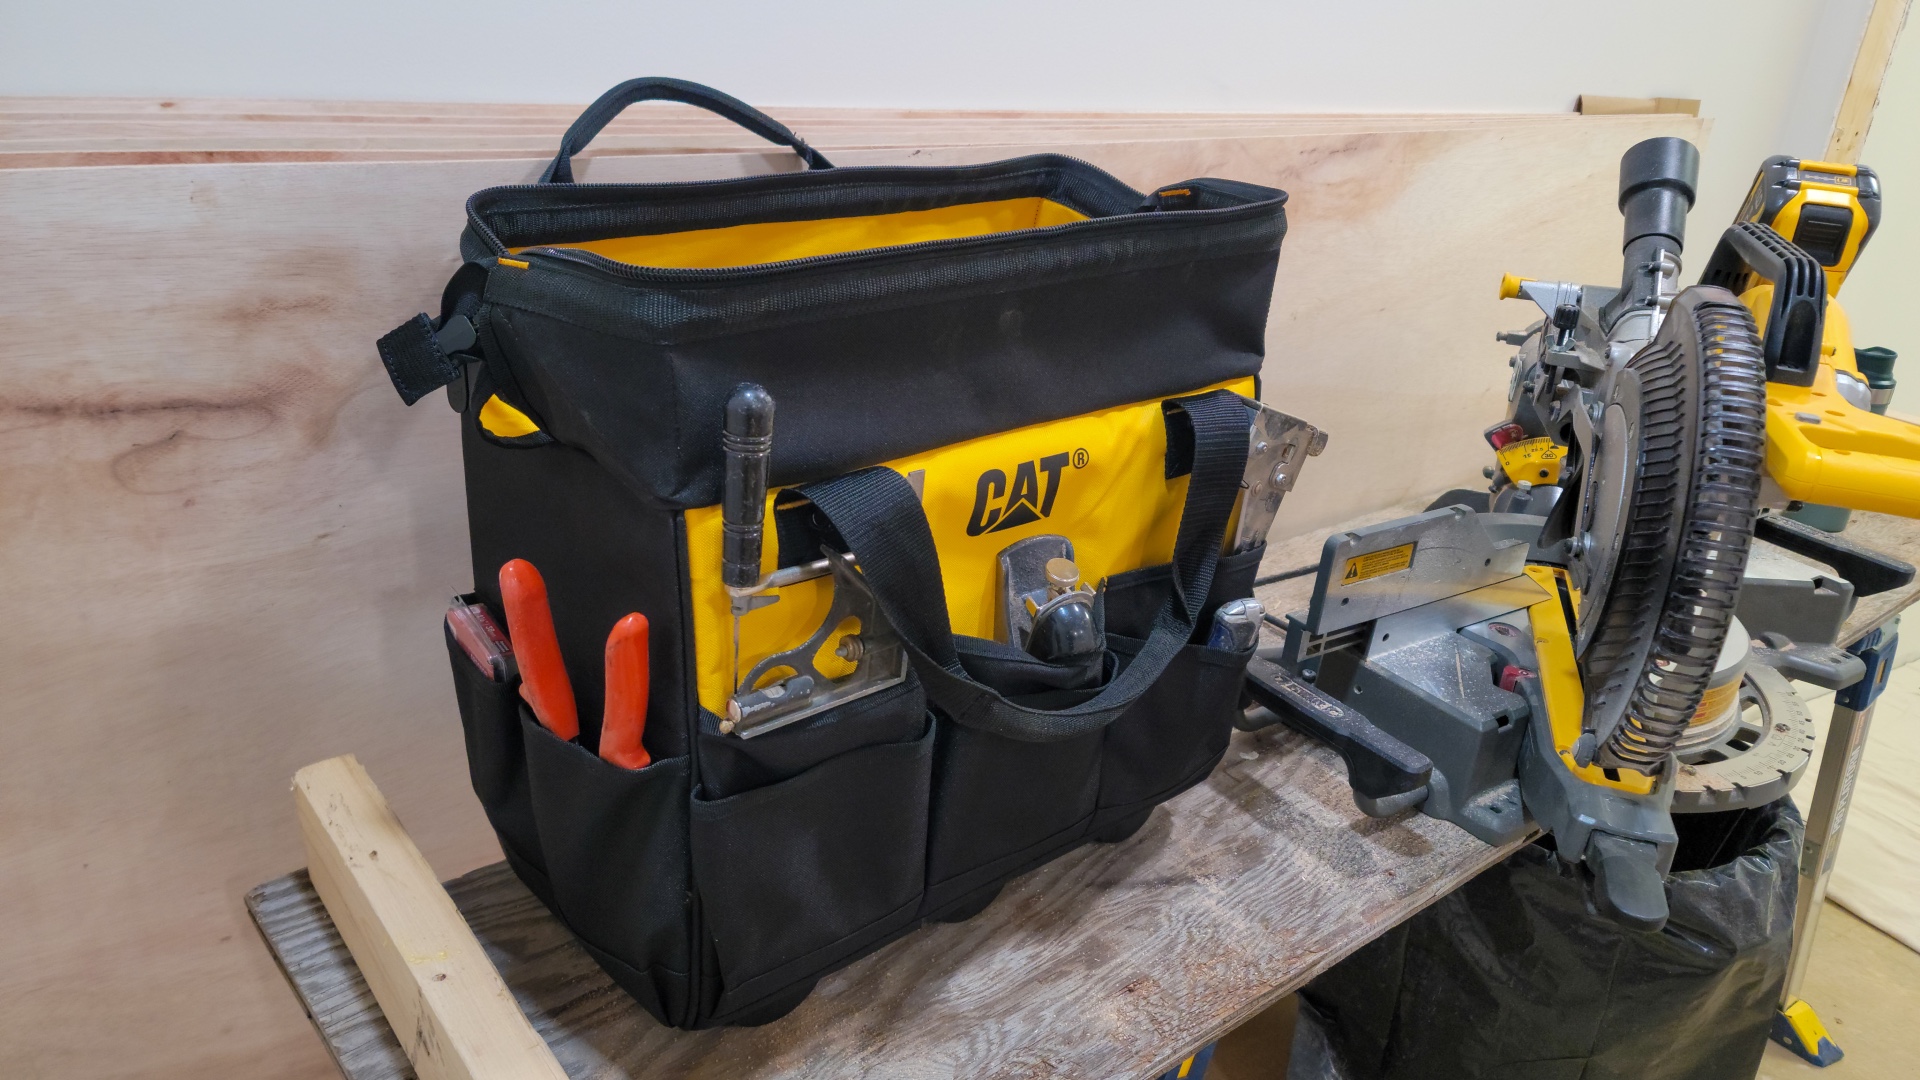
top-left (0, 113), bottom-right (1700, 1076)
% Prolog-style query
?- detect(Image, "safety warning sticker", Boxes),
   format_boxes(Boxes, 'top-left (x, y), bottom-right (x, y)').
top-left (1342, 542), bottom-right (1415, 585)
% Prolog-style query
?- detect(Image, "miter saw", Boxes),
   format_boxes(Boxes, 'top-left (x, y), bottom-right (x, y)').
top-left (1239, 137), bottom-right (1915, 935)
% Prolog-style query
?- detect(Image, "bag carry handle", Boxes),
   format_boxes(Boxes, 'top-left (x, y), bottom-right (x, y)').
top-left (542, 77), bottom-right (835, 183)
top-left (800, 389), bottom-right (1251, 743)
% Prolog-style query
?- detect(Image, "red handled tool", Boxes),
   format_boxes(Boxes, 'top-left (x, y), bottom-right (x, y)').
top-left (600, 612), bottom-right (652, 770)
top-left (498, 559), bottom-right (579, 740)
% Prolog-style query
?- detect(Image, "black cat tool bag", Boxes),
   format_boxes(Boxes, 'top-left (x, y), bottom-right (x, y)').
top-left (380, 78), bottom-right (1290, 1029)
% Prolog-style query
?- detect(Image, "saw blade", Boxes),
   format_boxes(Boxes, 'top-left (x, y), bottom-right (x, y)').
top-left (1567, 371), bottom-right (1641, 654)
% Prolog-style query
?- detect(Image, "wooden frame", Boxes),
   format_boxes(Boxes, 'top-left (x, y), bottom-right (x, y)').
top-left (1827, 0), bottom-right (1914, 163)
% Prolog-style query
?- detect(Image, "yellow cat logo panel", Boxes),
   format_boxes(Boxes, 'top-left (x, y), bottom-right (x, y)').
top-left (685, 377), bottom-right (1256, 714)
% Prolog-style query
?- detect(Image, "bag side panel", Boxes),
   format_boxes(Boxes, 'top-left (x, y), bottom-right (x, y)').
top-left (463, 419), bottom-right (693, 761)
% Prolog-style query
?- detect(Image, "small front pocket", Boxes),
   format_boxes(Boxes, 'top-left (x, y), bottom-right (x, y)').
top-left (696, 675), bottom-right (926, 801)
top-left (522, 718), bottom-right (693, 1027)
top-left (1094, 638), bottom-right (1253, 817)
top-left (690, 716), bottom-right (933, 1020)
top-left (923, 721), bottom-right (1104, 915)
top-left (1093, 543), bottom-right (1264, 821)
top-left (446, 624), bottom-right (547, 893)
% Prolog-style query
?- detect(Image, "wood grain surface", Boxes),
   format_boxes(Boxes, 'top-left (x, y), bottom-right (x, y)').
top-left (252, 726), bottom-right (1523, 1080)
top-left (0, 113), bottom-right (1702, 1078)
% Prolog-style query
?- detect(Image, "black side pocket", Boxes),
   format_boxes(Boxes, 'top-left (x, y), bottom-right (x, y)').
top-left (1092, 544), bottom-right (1264, 826)
top-left (1094, 639), bottom-right (1253, 821)
top-left (446, 624), bottom-right (549, 898)
top-left (923, 719), bottom-right (1104, 916)
top-left (690, 716), bottom-right (933, 1021)
top-left (921, 631), bottom-right (1112, 915)
top-left (523, 717), bottom-right (693, 1027)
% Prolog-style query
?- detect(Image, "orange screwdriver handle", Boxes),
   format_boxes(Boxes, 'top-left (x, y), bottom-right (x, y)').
top-left (498, 559), bottom-right (579, 741)
top-left (601, 613), bottom-right (652, 770)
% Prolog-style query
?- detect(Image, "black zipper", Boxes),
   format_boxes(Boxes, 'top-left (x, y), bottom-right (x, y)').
top-left (467, 158), bottom-right (1281, 283)
top-left (512, 201), bottom-right (1277, 289)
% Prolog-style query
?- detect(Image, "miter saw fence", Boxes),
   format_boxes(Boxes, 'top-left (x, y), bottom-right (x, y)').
top-left (1243, 137), bottom-right (1910, 933)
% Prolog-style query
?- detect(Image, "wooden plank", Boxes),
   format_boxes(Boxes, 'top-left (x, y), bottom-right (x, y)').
top-left (1577, 95), bottom-right (1701, 116)
top-left (295, 755), bottom-right (567, 1080)
top-left (255, 722), bottom-right (1524, 1080)
top-left (1827, 0), bottom-right (1914, 163)
top-left (252, 869), bottom-right (416, 1080)
top-left (0, 115), bottom-right (1700, 1078)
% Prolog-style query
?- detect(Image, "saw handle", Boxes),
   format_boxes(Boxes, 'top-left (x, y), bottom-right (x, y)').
top-left (1239, 655), bottom-right (1433, 817)
top-left (1700, 221), bottom-right (1826, 386)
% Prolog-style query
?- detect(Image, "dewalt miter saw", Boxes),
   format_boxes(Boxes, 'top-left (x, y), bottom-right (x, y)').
top-left (1239, 138), bottom-right (1914, 934)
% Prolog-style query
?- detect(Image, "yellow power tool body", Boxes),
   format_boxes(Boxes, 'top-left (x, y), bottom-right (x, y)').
top-left (1704, 158), bottom-right (1918, 515)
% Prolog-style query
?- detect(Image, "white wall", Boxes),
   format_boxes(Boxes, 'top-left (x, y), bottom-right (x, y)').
top-left (0, 1), bottom-right (1879, 238)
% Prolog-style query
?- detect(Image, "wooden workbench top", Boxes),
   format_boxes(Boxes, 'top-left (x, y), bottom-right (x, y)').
top-left (248, 497), bottom-right (1920, 1080)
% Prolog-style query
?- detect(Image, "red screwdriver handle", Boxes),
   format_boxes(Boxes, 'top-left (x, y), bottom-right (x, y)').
top-left (498, 559), bottom-right (579, 741)
top-left (601, 613), bottom-right (652, 770)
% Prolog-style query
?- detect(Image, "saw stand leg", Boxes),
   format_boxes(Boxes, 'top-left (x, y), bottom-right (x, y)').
top-left (1773, 624), bottom-right (1899, 1068)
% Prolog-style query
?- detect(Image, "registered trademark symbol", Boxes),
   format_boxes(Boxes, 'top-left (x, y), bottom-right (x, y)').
top-left (1072, 448), bottom-right (1089, 469)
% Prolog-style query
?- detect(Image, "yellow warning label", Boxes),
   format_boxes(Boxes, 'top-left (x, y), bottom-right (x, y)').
top-left (1496, 437), bottom-right (1566, 485)
top-left (1342, 543), bottom-right (1415, 585)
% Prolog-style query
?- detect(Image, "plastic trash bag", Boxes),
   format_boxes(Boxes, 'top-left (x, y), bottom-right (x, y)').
top-left (1290, 798), bottom-right (1802, 1080)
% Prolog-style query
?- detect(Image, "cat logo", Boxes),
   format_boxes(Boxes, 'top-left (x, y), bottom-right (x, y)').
top-left (966, 452), bottom-right (1075, 536)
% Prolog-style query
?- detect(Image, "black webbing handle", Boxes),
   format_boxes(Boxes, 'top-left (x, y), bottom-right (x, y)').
top-left (800, 389), bottom-right (1251, 742)
top-left (541, 77), bottom-right (835, 183)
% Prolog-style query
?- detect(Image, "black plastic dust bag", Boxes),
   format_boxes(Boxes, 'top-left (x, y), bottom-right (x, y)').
top-left (1292, 798), bottom-right (1802, 1080)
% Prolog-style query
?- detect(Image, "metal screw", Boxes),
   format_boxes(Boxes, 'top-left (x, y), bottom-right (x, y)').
top-left (836, 634), bottom-right (865, 663)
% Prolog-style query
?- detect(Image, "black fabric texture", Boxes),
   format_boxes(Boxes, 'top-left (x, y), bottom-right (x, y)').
top-left (690, 720), bottom-right (933, 1019)
top-left (1095, 542), bottom-right (1266, 815)
top-left (922, 720), bottom-right (1105, 912)
top-left (1302, 799), bottom-right (1803, 1080)
top-left (694, 675), bottom-right (927, 800)
top-left (541, 77), bottom-right (833, 184)
top-left (377, 312), bottom-right (463, 405)
top-left (445, 623), bottom-right (546, 880)
top-left (462, 422), bottom-right (692, 761)
top-left (522, 718), bottom-right (693, 1027)
top-left (953, 634), bottom-right (1107, 697)
top-left (798, 389), bottom-right (1250, 742)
